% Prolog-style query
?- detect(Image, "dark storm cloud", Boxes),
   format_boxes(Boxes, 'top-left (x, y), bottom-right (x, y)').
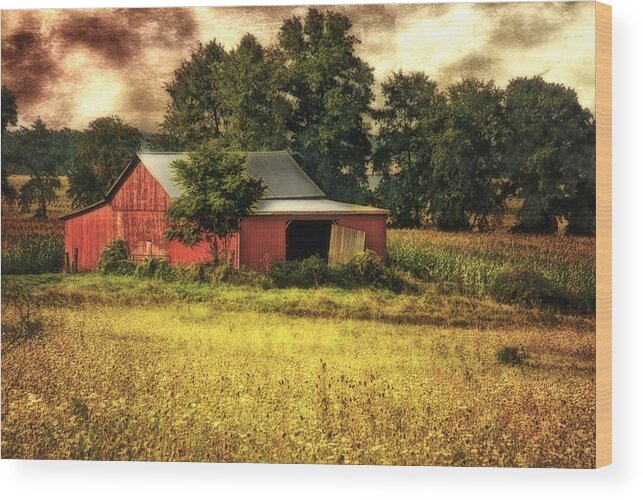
top-left (54, 8), bottom-right (197, 66)
top-left (485, 1), bottom-right (584, 49)
top-left (1, 12), bottom-right (63, 111)
top-left (440, 53), bottom-right (500, 83)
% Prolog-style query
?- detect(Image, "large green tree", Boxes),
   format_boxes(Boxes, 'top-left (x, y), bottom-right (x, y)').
top-left (164, 142), bottom-right (265, 264)
top-left (372, 72), bottom-right (446, 227)
top-left (504, 76), bottom-right (595, 235)
top-left (161, 35), bottom-right (288, 151)
top-left (428, 78), bottom-right (507, 231)
top-left (2, 118), bottom-right (63, 219)
top-left (278, 8), bottom-right (374, 202)
top-left (67, 116), bottom-right (142, 208)
top-left (1, 85), bottom-right (19, 203)
top-left (161, 40), bottom-right (229, 149)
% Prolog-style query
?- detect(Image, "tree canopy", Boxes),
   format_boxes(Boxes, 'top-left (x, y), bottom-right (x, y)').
top-left (67, 116), bottom-right (142, 208)
top-left (1, 118), bottom-right (63, 218)
top-left (504, 76), bottom-right (595, 235)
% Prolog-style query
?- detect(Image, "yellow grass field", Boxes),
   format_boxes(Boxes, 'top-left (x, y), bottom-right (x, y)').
top-left (1, 275), bottom-right (595, 467)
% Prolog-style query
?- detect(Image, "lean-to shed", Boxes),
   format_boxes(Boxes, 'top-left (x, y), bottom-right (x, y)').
top-left (61, 151), bottom-right (388, 272)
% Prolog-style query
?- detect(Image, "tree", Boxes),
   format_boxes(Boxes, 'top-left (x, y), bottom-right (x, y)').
top-left (161, 36), bottom-right (289, 152)
top-left (372, 72), bottom-right (446, 227)
top-left (161, 40), bottom-right (229, 149)
top-left (504, 76), bottom-right (595, 234)
top-left (1, 85), bottom-right (17, 132)
top-left (217, 34), bottom-right (290, 150)
top-left (1, 85), bottom-right (18, 203)
top-left (164, 142), bottom-right (265, 264)
top-left (2, 119), bottom-right (62, 219)
top-left (277, 8), bottom-right (374, 202)
top-left (67, 116), bottom-right (142, 208)
top-left (428, 79), bottom-right (507, 231)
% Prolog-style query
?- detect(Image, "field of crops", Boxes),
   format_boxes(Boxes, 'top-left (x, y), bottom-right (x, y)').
top-left (388, 229), bottom-right (596, 309)
top-left (1, 175), bottom-right (72, 219)
top-left (1, 275), bottom-right (595, 467)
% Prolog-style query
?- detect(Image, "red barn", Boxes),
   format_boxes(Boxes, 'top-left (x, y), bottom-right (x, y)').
top-left (61, 151), bottom-right (388, 272)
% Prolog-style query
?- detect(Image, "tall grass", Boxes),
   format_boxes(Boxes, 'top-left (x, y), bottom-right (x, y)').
top-left (1, 236), bottom-right (65, 274)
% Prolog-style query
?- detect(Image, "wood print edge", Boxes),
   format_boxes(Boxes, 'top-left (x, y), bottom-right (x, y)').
top-left (596, 0), bottom-right (612, 469)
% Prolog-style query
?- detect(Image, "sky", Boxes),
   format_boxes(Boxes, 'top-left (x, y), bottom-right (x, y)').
top-left (0, 1), bottom-right (596, 132)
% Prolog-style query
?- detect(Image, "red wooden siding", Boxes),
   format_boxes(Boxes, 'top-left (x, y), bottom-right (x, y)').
top-left (239, 214), bottom-right (387, 271)
top-left (64, 202), bottom-right (114, 270)
top-left (112, 161), bottom-right (173, 261)
top-left (168, 236), bottom-right (239, 267)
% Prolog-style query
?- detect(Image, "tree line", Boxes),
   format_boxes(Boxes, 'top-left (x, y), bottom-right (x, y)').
top-left (1, 8), bottom-right (595, 235)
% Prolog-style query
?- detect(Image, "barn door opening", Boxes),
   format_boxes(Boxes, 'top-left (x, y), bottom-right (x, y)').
top-left (328, 225), bottom-right (366, 266)
top-left (285, 220), bottom-right (332, 261)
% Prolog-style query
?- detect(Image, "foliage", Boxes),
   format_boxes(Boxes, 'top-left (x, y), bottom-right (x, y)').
top-left (372, 72), bottom-right (446, 227)
top-left (67, 116), bottom-right (142, 208)
top-left (332, 250), bottom-right (415, 293)
top-left (1, 85), bottom-right (18, 132)
top-left (428, 79), bottom-right (507, 231)
top-left (496, 346), bottom-right (527, 367)
top-left (164, 143), bottom-right (265, 263)
top-left (388, 229), bottom-right (595, 312)
top-left (1, 236), bottom-right (64, 274)
top-left (277, 8), bottom-right (374, 202)
top-left (97, 240), bottom-right (135, 276)
top-left (134, 257), bottom-right (173, 281)
top-left (1, 119), bottom-right (63, 219)
top-left (487, 267), bottom-right (557, 307)
top-left (267, 255), bottom-right (330, 288)
top-left (504, 77), bottom-right (596, 234)
top-left (161, 36), bottom-right (288, 151)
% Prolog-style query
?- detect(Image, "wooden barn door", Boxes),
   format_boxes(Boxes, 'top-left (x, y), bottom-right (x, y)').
top-left (328, 225), bottom-right (366, 266)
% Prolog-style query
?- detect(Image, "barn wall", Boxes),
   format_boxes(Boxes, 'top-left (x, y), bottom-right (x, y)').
top-left (64, 203), bottom-right (114, 270)
top-left (168, 236), bottom-right (239, 267)
top-left (111, 161), bottom-right (173, 261)
top-left (239, 214), bottom-right (387, 271)
top-left (112, 161), bottom-right (172, 212)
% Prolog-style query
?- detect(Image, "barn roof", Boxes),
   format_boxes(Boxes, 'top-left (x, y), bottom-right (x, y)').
top-left (61, 151), bottom-right (388, 220)
top-left (135, 151), bottom-right (325, 200)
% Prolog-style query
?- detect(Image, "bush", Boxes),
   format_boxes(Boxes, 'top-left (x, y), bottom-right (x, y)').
top-left (267, 255), bottom-right (330, 288)
top-left (487, 267), bottom-right (557, 307)
top-left (1, 236), bottom-right (64, 274)
top-left (97, 240), bottom-right (135, 276)
top-left (135, 257), bottom-right (173, 281)
top-left (333, 251), bottom-right (415, 293)
top-left (497, 346), bottom-right (527, 366)
top-left (267, 251), bottom-right (416, 293)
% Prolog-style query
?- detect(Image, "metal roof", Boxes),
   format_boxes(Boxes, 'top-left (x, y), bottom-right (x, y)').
top-left (136, 151), bottom-right (325, 200)
top-left (62, 151), bottom-right (388, 220)
top-left (254, 198), bottom-right (388, 215)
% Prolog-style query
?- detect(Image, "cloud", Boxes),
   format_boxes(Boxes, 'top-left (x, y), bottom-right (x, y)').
top-left (1, 2), bottom-right (596, 131)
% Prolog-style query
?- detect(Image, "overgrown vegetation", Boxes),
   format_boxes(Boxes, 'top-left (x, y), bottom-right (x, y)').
top-left (97, 240), bottom-right (135, 276)
top-left (1, 273), bottom-right (596, 466)
top-left (1, 236), bottom-right (64, 274)
top-left (388, 229), bottom-right (595, 312)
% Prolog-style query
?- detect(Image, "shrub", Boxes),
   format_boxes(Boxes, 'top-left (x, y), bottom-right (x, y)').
top-left (1, 236), bottom-right (64, 274)
top-left (487, 267), bottom-right (557, 307)
top-left (333, 251), bottom-right (415, 293)
top-left (135, 257), bottom-right (173, 281)
top-left (267, 255), bottom-right (330, 288)
top-left (97, 240), bottom-right (135, 276)
top-left (497, 346), bottom-right (527, 366)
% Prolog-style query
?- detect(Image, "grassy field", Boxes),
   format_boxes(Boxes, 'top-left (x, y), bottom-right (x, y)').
top-left (1, 273), bottom-right (595, 467)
